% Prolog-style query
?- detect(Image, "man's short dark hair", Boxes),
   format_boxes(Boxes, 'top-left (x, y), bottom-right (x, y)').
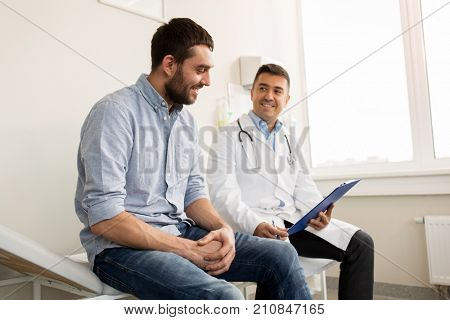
top-left (151, 18), bottom-right (214, 70)
top-left (253, 64), bottom-right (290, 89)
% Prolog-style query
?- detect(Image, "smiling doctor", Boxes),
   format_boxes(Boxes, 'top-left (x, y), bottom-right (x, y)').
top-left (207, 64), bottom-right (374, 299)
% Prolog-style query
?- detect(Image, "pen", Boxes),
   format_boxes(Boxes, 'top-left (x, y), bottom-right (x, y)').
top-left (272, 220), bottom-right (280, 240)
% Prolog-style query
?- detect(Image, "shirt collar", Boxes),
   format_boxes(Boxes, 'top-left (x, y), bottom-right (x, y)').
top-left (248, 110), bottom-right (283, 136)
top-left (136, 74), bottom-right (183, 113)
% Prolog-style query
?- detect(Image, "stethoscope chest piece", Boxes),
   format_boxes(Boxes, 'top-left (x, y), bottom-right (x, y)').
top-left (283, 133), bottom-right (296, 168)
top-left (287, 154), bottom-right (296, 167)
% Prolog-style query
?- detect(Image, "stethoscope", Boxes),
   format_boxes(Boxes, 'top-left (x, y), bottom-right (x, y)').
top-left (237, 118), bottom-right (297, 168)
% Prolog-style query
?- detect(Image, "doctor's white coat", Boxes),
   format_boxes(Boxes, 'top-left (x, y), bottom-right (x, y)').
top-left (207, 114), bottom-right (359, 251)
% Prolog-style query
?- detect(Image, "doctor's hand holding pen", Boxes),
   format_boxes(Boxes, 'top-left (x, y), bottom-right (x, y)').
top-left (308, 203), bottom-right (335, 231)
top-left (253, 221), bottom-right (289, 241)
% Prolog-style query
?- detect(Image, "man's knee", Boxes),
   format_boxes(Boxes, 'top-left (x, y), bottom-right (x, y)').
top-left (264, 240), bottom-right (301, 272)
top-left (354, 230), bottom-right (374, 250)
top-left (210, 283), bottom-right (244, 300)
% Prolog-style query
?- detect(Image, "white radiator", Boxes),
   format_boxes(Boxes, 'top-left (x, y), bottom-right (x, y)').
top-left (424, 216), bottom-right (450, 285)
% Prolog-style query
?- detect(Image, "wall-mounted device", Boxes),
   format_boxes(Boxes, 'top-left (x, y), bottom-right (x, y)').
top-left (239, 56), bottom-right (283, 89)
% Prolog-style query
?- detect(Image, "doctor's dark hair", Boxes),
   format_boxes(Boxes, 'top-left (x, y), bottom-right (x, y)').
top-left (253, 64), bottom-right (290, 89)
top-left (151, 18), bottom-right (214, 70)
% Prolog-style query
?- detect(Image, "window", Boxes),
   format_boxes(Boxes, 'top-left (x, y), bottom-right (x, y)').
top-left (300, 0), bottom-right (413, 169)
top-left (297, 0), bottom-right (450, 190)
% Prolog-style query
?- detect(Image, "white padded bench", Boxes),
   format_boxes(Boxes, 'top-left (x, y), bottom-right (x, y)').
top-left (0, 224), bottom-right (127, 299)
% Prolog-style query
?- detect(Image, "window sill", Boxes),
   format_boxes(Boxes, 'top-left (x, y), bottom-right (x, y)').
top-left (312, 171), bottom-right (450, 196)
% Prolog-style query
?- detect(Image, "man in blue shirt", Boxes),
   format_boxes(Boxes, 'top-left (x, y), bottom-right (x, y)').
top-left (75, 18), bottom-right (311, 299)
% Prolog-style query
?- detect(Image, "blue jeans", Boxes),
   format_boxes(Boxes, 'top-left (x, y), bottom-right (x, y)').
top-left (93, 223), bottom-right (311, 300)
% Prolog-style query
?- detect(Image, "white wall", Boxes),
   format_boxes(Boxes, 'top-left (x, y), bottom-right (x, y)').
top-left (1, 0), bottom-right (449, 296)
top-left (327, 195), bottom-right (450, 287)
top-left (0, 0), bottom-right (159, 255)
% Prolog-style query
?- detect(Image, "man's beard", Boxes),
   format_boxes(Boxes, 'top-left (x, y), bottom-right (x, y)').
top-left (165, 67), bottom-right (199, 105)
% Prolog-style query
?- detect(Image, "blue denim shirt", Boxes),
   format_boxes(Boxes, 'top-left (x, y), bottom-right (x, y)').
top-left (75, 74), bottom-right (208, 268)
top-left (248, 110), bottom-right (283, 151)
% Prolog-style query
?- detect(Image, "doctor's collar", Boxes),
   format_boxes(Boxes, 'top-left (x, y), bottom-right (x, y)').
top-left (248, 110), bottom-right (283, 134)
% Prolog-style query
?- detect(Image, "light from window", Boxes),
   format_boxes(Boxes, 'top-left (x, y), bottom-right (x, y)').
top-left (301, 0), bottom-right (413, 168)
top-left (421, 0), bottom-right (450, 159)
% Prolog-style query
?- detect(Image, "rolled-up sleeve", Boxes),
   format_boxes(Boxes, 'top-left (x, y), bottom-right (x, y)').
top-left (79, 101), bottom-right (133, 226)
top-left (183, 128), bottom-right (208, 209)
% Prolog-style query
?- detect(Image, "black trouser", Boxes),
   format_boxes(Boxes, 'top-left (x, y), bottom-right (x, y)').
top-left (256, 225), bottom-right (374, 300)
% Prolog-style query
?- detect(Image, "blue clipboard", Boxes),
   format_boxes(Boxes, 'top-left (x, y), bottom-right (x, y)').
top-left (287, 179), bottom-right (361, 236)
